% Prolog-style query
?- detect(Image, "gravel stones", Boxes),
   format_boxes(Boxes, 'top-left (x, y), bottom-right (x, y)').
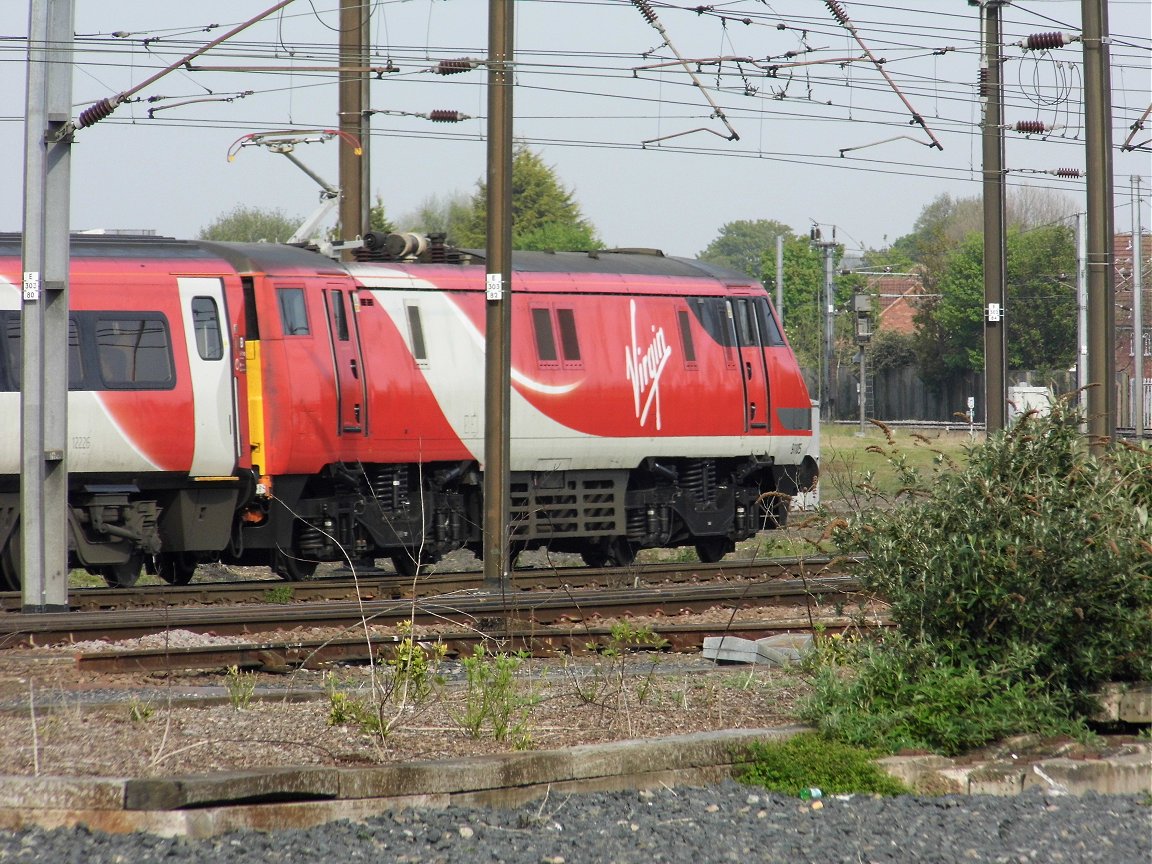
top-left (1, 782), bottom-right (1148, 863)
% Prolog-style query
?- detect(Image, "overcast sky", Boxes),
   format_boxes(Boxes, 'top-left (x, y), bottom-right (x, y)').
top-left (1, 0), bottom-right (1149, 257)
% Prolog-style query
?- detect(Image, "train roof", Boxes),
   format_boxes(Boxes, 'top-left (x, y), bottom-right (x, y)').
top-left (0, 234), bottom-right (758, 285)
top-left (0, 232), bottom-right (218, 261)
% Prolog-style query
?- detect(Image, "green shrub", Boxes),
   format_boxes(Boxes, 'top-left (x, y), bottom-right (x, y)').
top-left (737, 731), bottom-right (909, 796)
top-left (800, 634), bottom-right (1081, 755)
top-left (835, 401), bottom-right (1152, 711)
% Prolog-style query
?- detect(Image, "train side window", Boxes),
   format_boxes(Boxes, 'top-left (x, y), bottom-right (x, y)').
top-left (755, 298), bottom-right (786, 347)
top-left (191, 296), bottom-right (224, 360)
top-left (532, 307), bottom-right (558, 365)
top-left (329, 291), bottom-right (350, 342)
top-left (68, 319), bottom-right (83, 385)
top-left (277, 287), bottom-right (310, 336)
top-left (676, 309), bottom-right (697, 368)
top-left (0, 314), bottom-right (84, 389)
top-left (733, 299), bottom-right (757, 347)
top-left (556, 308), bottom-right (581, 364)
top-left (406, 304), bottom-right (427, 361)
top-left (96, 316), bottom-right (174, 389)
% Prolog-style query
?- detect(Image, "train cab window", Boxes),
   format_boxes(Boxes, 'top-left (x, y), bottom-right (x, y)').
top-left (277, 288), bottom-right (310, 336)
top-left (191, 297), bottom-right (224, 360)
top-left (676, 309), bottom-right (697, 369)
top-left (532, 307), bottom-right (558, 364)
top-left (96, 316), bottom-right (174, 388)
top-left (755, 298), bottom-right (786, 347)
top-left (406, 304), bottom-right (427, 361)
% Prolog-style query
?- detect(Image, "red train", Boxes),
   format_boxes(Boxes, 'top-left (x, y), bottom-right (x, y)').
top-left (0, 233), bottom-right (818, 588)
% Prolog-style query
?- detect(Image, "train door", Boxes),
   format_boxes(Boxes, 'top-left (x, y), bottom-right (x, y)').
top-left (729, 296), bottom-right (770, 433)
top-left (177, 277), bottom-right (238, 474)
top-left (324, 285), bottom-right (367, 435)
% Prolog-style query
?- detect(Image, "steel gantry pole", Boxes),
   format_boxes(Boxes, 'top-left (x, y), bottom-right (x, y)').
top-left (20, 0), bottom-right (75, 611)
top-left (980, 0), bottom-right (1008, 434)
top-left (338, 0), bottom-right (370, 255)
top-left (482, 0), bottom-right (514, 593)
top-left (1082, 0), bottom-right (1116, 449)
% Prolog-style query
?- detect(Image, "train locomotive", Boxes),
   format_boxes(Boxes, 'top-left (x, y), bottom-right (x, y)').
top-left (0, 232), bottom-right (818, 588)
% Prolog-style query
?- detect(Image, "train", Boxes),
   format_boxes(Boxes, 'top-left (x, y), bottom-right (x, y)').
top-left (0, 232), bottom-right (818, 588)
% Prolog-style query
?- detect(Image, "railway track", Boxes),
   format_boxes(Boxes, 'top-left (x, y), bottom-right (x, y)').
top-left (0, 556), bottom-right (853, 612)
top-left (0, 569), bottom-right (875, 672)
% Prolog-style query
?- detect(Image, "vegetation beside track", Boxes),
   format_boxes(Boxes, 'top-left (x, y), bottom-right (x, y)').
top-left (798, 400), bottom-right (1152, 755)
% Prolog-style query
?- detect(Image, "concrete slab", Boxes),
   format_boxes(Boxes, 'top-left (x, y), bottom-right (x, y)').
top-left (702, 635), bottom-right (812, 666)
top-left (124, 766), bottom-right (342, 810)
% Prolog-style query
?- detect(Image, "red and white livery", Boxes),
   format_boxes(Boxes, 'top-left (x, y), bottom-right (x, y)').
top-left (0, 233), bottom-right (818, 587)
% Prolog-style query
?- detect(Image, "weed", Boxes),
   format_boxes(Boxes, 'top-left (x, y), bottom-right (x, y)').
top-left (224, 665), bottom-right (257, 710)
top-left (262, 585), bottom-right (295, 604)
top-left (454, 645), bottom-right (536, 742)
top-left (737, 731), bottom-right (910, 797)
top-left (128, 698), bottom-right (155, 723)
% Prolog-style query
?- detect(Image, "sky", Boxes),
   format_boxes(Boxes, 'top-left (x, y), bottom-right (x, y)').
top-left (1, 0), bottom-right (1149, 259)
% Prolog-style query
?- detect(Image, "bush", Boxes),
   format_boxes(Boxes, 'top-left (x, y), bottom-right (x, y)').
top-left (807, 400), bottom-right (1151, 752)
top-left (738, 731), bottom-right (909, 796)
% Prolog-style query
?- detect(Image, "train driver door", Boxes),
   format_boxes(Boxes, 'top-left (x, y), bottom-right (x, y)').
top-left (324, 285), bottom-right (367, 435)
top-left (729, 296), bottom-right (770, 433)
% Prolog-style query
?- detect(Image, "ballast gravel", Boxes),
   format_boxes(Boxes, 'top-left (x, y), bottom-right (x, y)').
top-left (1, 782), bottom-right (1148, 863)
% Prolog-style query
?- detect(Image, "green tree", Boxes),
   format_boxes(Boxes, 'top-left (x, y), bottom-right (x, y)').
top-left (697, 219), bottom-right (792, 279)
top-left (398, 191), bottom-right (472, 245)
top-left (454, 145), bottom-right (601, 250)
top-left (198, 205), bottom-right (303, 243)
top-left (922, 223), bottom-right (1077, 382)
top-left (368, 194), bottom-right (395, 234)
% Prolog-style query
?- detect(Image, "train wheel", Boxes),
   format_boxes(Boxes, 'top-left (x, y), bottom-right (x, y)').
top-left (694, 537), bottom-right (732, 563)
top-left (0, 525), bottom-right (20, 590)
top-left (390, 551), bottom-right (419, 578)
top-left (101, 552), bottom-right (143, 588)
top-left (272, 548), bottom-right (318, 581)
top-left (581, 538), bottom-right (637, 568)
top-left (155, 552), bottom-right (198, 586)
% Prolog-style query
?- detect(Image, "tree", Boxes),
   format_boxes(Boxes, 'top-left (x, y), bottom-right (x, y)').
top-left (921, 223), bottom-right (1077, 383)
top-left (198, 205), bottom-right (303, 243)
top-left (368, 194), bottom-right (395, 234)
top-left (697, 219), bottom-right (792, 279)
top-left (397, 191), bottom-right (472, 245)
top-left (453, 145), bottom-right (601, 250)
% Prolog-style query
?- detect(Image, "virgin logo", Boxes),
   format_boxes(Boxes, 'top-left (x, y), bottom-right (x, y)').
top-left (625, 300), bottom-right (672, 430)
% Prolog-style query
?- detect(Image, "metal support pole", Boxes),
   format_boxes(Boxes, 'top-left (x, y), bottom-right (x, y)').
top-left (1082, 0), bottom-right (1116, 450)
top-left (482, 0), bottom-right (514, 593)
top-left (1134, 176), bottom-right (1145, 438)
top-left (338, 0), bottom-right (369, 254)
top-left (775, 234), bottom-right (784, 326)
top-left (20, 0), bottom-right (74, 611)
top-left (1075, 212), bottom-right (1088, 428)
top-left (821, 240), bottom-right (835, 423)
top-left (858, 349), bottom-right (867, 435)
top-left (980, 0), bottom-right (1008, 433)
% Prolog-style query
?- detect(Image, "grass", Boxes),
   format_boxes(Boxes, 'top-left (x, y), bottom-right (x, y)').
top-left (820, 423), bottom-right (976, 501)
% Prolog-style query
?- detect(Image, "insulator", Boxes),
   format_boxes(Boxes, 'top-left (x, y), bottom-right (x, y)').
top-left (1053, 168), bottom-right (1082, 178)
top-left (631, 0), bottom-right (657, 25)
top-left (428, 109), bottom-right (465, 123)
top-left (435, 58), bottom-right (474, 75)
top-left (1026, 32), bottom-right (1065, 51)
top-left (977, 67), bottom-right (992, 99)
top-left (1014, 120), bottom-right (1047, 134)
top-left (824, 0), bottom-right (849, 25)
top-left (77, 97), bottom-right (116, 128)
